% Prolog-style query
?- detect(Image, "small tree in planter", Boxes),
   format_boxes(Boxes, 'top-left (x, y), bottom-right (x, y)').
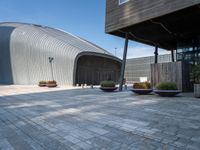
top-left (131, 82), bottom-right (153, 95)
top-left (38, 81), bottom-right (47, 87)
top-left (193, 64), bottom-right (200, 98)
top-left (154, 82), bottom-right (181, 97)
top-left (100, 81), bottom-right (117, 92)
top-left (47, 80), bottom-right (57, 88)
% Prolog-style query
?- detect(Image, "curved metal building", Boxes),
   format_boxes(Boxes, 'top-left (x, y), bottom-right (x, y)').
top-left (0, 22), bottom-right (121, 85)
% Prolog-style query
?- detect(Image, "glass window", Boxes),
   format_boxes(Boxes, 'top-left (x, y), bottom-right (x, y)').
top-left (177, 38), bottom-right (200, 65)
top-left (119, 0), bottom-right (130, 5)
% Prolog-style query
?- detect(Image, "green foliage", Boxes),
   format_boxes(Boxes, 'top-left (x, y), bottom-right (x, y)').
top-left (193, 64), bottom-right (200, 83)
top-left (133, 82), bottom-right (151, 89)
top-left (100, 81), bottom-right (115, 87)
top-left (156, 82), bottom-right (178, 90)
top-left (39, 81), bottom-right (47, 84)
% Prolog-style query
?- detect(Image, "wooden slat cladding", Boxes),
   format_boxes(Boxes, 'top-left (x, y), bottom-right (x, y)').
top-left (194, 84), bottom-right (200, 98)
top-left (76, 55), bottom-right (121, 85)
top-left (106, 0), bottom-right (200, 33)
top-left (151, 62), bottom-right (192, 92)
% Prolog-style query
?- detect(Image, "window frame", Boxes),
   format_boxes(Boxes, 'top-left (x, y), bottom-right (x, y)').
top-left (118, 0), bottom-right (130, 5)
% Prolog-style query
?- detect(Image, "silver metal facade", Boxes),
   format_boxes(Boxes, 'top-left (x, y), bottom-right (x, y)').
top-left (0, 22), bottom-right (121, 85)
top-left (125, 54), bottom-right (173, 84)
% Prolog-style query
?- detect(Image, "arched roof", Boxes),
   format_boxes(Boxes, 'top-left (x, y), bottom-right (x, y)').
top-left (0, 22), bottom-right (121, 85)
top-left (0, 22), bottom-right (120, 61)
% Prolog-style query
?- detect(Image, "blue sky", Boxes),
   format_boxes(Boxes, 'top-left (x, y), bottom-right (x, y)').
top-left (0, 0), bottom-right (169, 58)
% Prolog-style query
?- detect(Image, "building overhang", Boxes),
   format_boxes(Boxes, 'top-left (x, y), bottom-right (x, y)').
top-left (107, 5), bottom-right (200, 50)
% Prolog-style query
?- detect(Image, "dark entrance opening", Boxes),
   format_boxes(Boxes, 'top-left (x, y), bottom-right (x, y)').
top-left (0, 26), bottom-right (15, 84)
top-left (76, 55), bottom-right (121, 85)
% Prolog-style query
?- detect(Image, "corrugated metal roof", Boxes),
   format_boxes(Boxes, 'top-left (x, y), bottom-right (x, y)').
top-left (0, 22), bottom-right (121, 85)
top-left (0, 22), bottom-right (112, 55)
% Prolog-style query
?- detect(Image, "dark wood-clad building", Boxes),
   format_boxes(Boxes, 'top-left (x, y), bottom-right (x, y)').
top-left (106, 0), bottom-right (200, 91)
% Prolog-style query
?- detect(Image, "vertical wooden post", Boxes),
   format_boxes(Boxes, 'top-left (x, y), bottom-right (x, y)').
top-left (119, 33), bottom-right (129, 91)
top-left (154, 46), bottom-right (158, 64)
top-left (171, 49), bottom-right (175, 62)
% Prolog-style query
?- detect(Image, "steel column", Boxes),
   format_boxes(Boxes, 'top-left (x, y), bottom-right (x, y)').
top-left (119, 33), bottom-right (129, 91)
top-left (171, 50), bottom-right (175, 62)
top-left (154, 46), bottom-right (158, 64)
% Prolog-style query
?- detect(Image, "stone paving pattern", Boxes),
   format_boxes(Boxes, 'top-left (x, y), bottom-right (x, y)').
top-left (0, 86), bottom-right (200, 150)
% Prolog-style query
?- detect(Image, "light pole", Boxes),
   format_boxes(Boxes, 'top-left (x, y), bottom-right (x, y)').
top-left (48, 57), bottom-right (54, 81)
top-left (115, 48), bottom-right (117, 57)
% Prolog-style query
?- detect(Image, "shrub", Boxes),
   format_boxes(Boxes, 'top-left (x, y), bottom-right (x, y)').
top-left (100, 81), bottom-right (115, 87)
top-left (47, 80), bottom-right (57, 84)
top-left (156, 82), bottom-right (178, 90)
top-left (133, 82), bottom-right (151, 89)
top-left (39, 81), bottom-right (47, 84)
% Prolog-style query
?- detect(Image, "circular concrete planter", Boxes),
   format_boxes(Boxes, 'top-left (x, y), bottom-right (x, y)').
top-left (38, 83), bottom-right (46, 87)
top-left (47, 83), bottom-right (57, 88)
top-left (100, 87), bottom-right (118, 92)
top-left (131, 89), bottom-right (153, 95)
top-left (154, 90), bottom-right (181, 97)
top-left (194, 84), bottom-right (200, 98)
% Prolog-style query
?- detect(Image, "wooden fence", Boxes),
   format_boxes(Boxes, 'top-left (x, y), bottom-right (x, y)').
top-left (151, 61), bottom-right (192, 92)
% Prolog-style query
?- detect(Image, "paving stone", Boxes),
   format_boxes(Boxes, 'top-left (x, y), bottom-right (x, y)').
top-left (70, 144), bottom-right (84, 150)
top-left (120, 124), bottom-right (138, 132)
top-left (64, 135), bottom-right (81, 144)
top-left (186, 141), bottom-right (200, 150)
top-left (76, 142), bottom-right (93, 150)
top-left (86, 126), bottom-right (109, 135)
top-left (191, 136), bottom-right (200, 143)
top-left (68, 128), bottom-right (95, 140)
top-left (7, 135), bottom-right (33, 150)
top-left (173, 141), bottom-right (187, 148)
top-left (0, 139), bottom-right (15, 150)
top-left (0, 86), bottom-right (200, 149)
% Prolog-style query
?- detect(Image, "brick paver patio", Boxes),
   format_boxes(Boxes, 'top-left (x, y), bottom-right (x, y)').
top-left (0, 85), bottom-right (200, 150)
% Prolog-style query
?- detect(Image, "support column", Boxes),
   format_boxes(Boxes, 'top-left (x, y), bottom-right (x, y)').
top-left (119, 33), bottom-right (129, 91)
top-left (154, 46), bottom-right (158, 64)
top-left (171, 49), bottom-right (175, 62)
